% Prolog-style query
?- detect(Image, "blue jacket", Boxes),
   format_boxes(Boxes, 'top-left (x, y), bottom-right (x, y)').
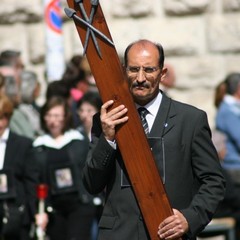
top-left (216, 95), bottom-right (240, 169)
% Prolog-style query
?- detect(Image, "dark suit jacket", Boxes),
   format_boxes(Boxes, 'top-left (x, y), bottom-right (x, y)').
top-left (30, 137), bottom-right (95, 211)
top-left (83, 93), bottom-right (226, 240)
top-left (2, 131), bottom-right (34, 226)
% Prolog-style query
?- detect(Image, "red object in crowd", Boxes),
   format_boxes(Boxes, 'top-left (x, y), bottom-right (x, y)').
top-left (36, 184), bottom-right (48, 200)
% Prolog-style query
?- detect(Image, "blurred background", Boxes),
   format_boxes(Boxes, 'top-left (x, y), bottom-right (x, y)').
top-left (0, 0), bottom-right (240, 127)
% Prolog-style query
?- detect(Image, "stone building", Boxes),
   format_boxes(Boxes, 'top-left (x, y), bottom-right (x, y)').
top-left (0, 0), bottom-right (240, 127)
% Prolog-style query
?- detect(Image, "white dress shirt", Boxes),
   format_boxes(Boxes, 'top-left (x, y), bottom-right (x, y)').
top-left (108, 91), bottom-right (163, 149)
top-left (0, 128), bottom-right (10, 170)
top-left (136, 91), bottom-right (163, 132)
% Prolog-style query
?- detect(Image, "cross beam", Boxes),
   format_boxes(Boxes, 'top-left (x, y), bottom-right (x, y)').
top-left (65, 1), bottom-right (173, 239)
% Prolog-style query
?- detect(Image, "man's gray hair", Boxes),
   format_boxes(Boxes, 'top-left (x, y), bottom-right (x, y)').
top-left (20, 70), bottom-right (38, 103)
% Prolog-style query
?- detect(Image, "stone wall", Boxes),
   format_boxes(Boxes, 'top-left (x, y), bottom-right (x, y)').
top-left (0, 0), bottom-right (240, 127)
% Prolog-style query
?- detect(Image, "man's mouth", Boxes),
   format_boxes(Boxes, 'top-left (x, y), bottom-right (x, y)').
top-left (132, 81), bottom-right (149, 89)
top-left (134, 85), bottom-right (148, 91)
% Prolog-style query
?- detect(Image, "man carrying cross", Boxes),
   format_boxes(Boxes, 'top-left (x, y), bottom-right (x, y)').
top-left (82, 39), bottom-right (225, 240)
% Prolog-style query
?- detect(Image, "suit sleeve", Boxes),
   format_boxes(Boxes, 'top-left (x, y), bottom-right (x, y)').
top-left (82, 113), bottom-right (117, 194)
top-left (181, 111), bottom-right (226, 237)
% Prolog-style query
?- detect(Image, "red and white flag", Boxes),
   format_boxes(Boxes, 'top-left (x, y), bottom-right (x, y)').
top-left (44, 0), bottom-right (65, 82)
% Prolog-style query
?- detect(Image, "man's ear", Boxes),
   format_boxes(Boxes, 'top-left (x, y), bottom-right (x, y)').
top-left (161, 67), bottom-right (168, 80)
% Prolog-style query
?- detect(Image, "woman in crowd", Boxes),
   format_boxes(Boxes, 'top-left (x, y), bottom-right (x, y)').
top-left (76, 91), bottom-right (103, 240)
top-left (31, 96), bottom-right (96, 240)
top-left (0, 94), bottom-right (35, 240)
top-left (77, 91), bottom-right (102, 139)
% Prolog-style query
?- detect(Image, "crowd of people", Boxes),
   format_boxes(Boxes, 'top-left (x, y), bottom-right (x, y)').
top-left (0, 50), bottom-right (103, 240)
top-left (0, 39), bottom-right (240, 240)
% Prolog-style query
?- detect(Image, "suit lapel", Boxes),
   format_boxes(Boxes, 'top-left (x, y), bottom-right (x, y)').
top-left (149, 93), bottom-right (175, 138)
top-left (147, 93), bottom-right (176, 183)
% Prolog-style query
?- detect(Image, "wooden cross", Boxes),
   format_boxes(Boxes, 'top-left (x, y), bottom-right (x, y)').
top-left (65, 1), bottom-right (173, 239)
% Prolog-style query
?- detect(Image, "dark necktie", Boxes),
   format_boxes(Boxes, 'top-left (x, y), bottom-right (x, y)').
top-left (138, 107), bottom-right (149, 135)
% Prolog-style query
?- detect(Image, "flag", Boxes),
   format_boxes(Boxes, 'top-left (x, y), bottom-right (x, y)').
top-left (44, 0), bottom-right (65, 82)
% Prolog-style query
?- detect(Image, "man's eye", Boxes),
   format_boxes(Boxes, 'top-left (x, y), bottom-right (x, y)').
top-left (129, 67), bottom-right (139, 73)
top-left (144, 67), bottom-right (155, 73)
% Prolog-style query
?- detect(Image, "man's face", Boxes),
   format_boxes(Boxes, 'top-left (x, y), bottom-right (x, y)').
top-left (78, 102), bottom-right (97, 131)
top-left (0, 66), bottom-right (15, 77)
top-left (126, 43), bottom-right (167, 106)
top-left (44, 105), bottom-right (65, 138)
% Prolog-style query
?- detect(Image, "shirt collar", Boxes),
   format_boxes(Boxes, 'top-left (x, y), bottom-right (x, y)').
top-left (0, 128), bottom-right (10, 142)
top-left (136, 91), bottom-right (162, 118)
top-left (224, 94), bottom-right (240, 115)
top-left (33, 129), bottom-right (85, 149)
top-left (224, 95), bottom-right (240, 106)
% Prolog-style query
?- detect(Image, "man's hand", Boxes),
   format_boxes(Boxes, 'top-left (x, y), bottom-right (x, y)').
top-left (158, 209), bottom-right (189, 239)
top-left (101, 100), bottom-right (128, 141)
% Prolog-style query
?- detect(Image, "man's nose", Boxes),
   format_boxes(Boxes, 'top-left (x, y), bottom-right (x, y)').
top-left (136, 69), bottom-right (146, 82)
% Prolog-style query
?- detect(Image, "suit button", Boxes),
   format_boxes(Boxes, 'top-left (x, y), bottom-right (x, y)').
top-left (102, 160), bottom-right (107, 166)
top-left (139, 215), bottom-right (143, 221)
